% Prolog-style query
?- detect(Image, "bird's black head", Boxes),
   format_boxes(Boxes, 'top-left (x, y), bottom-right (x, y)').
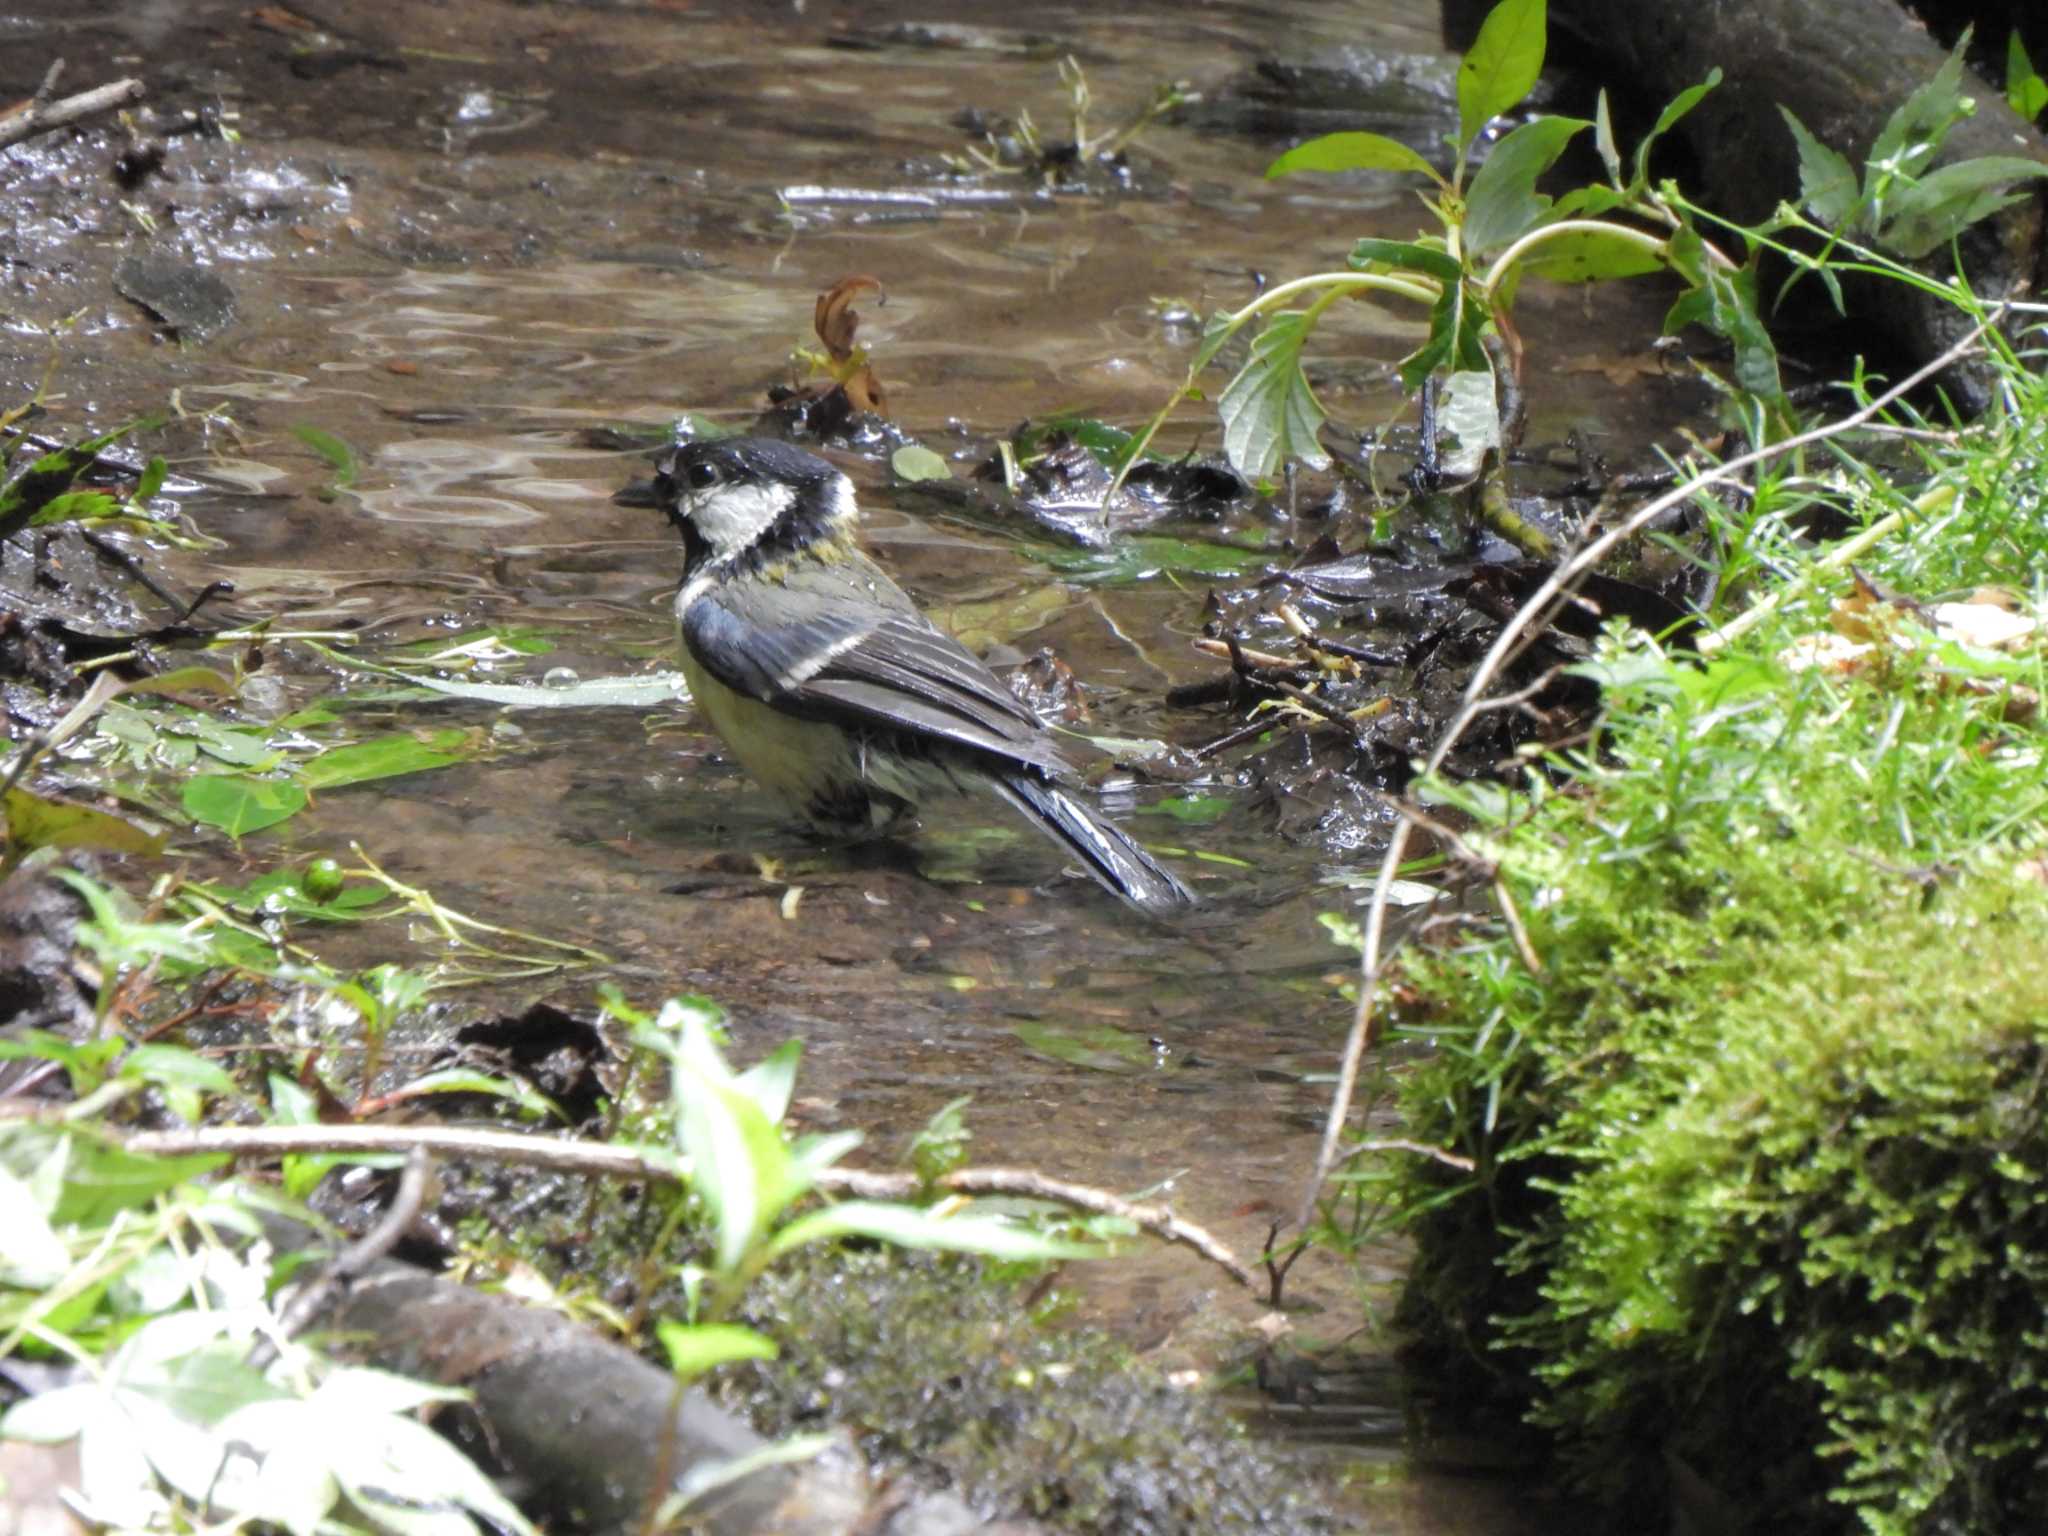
top-left (654, 437), bottom-right (856, 576)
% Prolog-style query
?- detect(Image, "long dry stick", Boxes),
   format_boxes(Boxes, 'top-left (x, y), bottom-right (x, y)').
top-left (0, 72), bottom-right (145, 151)
top-left (84, 1120), bottom-right (1258, 1289)
top-left (1295, 318), bottom-right (1998, 1226)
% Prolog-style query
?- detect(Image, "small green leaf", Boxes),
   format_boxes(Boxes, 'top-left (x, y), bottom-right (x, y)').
top-left (47, 1134), bottom-right (227, 1226)
top-left (119, 666), bottom-right (238, 698)
top-left (5, 785), bottom-right (167, 856)
top-left (134, 456), bottom-right (168, 501)
top-left (889, 444), bottom-right (953, 482)
top-left (1878, 156), bottom-right (2048, 258)
top-left (2009, 31), bottom-right (2048, 121)
top-left (1779, 108), bottom-right (1862, 229)
top-left (1869, 34), bottom-right (1970, 178)
top-left (1593, 90), bottom-right (1621, 184)
top-left (1457, 0), bottom-right (1548, 150)
top-left (1349, 237), bottom-right (1461, 284)
top-left (1632, 70), bottom-right (1722, 190)
top-left (656, 1321), bottom-right (777, 1379)
top-left (182, 775), bottom-right (308, 837)
top-left (290, 425), bottom-right (358, 487)
top-left (1463, 115), bottom-right (1590, 258)
top-left (1512, 226), bottom-right (1668, 283)
top-left (1216, 310), bottom-right (1328, 478)
top-left (25, 489), bottom-right (120, 527)
top-left (1013, 1020), bottom-right (1154, 1073)
top-left (298, 729), bottom-right (474, 790)
top-left (1266, 131), bottom-right (1436, 180)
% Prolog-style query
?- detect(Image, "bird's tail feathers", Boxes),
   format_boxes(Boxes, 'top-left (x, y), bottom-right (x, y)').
top-left (991, 775), bottom-right (1195, 915)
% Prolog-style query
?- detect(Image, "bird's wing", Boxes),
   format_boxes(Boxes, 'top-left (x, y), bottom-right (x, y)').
top-left (681, 563), bottom-right (1069, 776)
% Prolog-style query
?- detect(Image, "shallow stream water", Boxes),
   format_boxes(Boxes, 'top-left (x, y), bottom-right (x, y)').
top-left (5, 1), bottom-right (1712, 1526)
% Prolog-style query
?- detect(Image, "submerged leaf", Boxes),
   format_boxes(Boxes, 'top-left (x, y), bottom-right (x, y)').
top-left (5, 786), bottom-right (166, 856)
top-left (182, 776), bottom-right (308, 837)
top-left (298, 729), bottom-right (476, 790)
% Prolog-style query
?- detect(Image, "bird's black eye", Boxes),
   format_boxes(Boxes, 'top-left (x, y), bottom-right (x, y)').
top-left (685, 461), bottom-right (721, 490)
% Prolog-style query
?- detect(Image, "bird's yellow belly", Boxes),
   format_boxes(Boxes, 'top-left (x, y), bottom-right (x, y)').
top-left (677, 647), bottom-right (858, 810)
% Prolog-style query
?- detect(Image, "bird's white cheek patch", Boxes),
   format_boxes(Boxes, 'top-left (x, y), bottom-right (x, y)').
top-left (689, 482), bottom-right (796, 559)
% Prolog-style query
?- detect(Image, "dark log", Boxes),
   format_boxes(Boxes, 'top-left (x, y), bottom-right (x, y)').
top-left (1446, 0), bottom-right (2048, 410)
top-left (328, 1264), bottom-right (1037, 1536)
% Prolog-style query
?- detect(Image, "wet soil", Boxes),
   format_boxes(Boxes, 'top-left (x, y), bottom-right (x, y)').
top-left (3, 2), bottom-right (1713, 1529)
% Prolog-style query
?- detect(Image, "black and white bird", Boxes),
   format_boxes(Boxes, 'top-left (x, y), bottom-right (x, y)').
top-left (652, 436), bottom-right (1193, 913)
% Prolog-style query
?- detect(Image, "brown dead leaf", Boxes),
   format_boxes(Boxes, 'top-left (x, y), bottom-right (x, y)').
top-left (384, 359), bottom-right (419, 376)
top-left (1559, 351), bottom-right (1669, 388)
top-left (248, 5), bottom-right (320, 35)
top-left (814, 274), bottom-right (883, 360)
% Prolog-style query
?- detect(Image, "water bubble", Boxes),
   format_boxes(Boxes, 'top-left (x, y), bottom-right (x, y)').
top-left (542, 666), bottom-right (580, 688)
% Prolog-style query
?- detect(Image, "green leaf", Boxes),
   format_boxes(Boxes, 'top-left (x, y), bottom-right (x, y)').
top-left (734, 1040), bottom-right (802, 1125)
top-left (1704, 262), bottom-right (1784, 403)
top-left (1512, 226), bottom-right (1669, 283)
top-left (1878, 156), bottom-right (2048, 258)
top-left (1462, 115), bottom-right (1590, 257)
top-left (2009, 31), bottom-right (2048, 121)
top-left (1266, 131), bottom-right (1437, 180)
top-left (656, 1321), bottom-right (777, 1379)
top-left (763, 1199), bottom-right (1105, 1265)
top-left (134, 455), bottom-right (168, 501)
top-left (46, 1134), bottom-right (227, 1226)
top-left (1593, 90), bottom-right (1621, 183)
top-left (1013, 1020), bottom-right (1155, 1073)
top-left (289, 425), bottom-right (358, 488)
top-left (1035, 533), bottom-right (1259, 587)
top-left (182, 775), bottom-right (308, 837)
top-left (5, 785), bottom-right (167, 856)
top-left (298, 729), bottom-right (474, 790)
top-left (1631, 70), bottom-right (1722, 190)
top-left (1779, 109), bottom-right (1862, 229)
top-left (0, 419), bottom-right (147, 535)
top-left (1216, 310), bottom-right (1328, 478)
top-left (1349, 237), bottom-right (1461, 284)
top-left (1869, 33), bottom-right (1971, 179)
top-left (25, 489), bottom-right (120, 527)
top-left (889, 444), bottom-right (952, 482)
top-left (119, 666), bottom-right (238, 698)
top-left (1457, 0), bottom-right (1548, 150)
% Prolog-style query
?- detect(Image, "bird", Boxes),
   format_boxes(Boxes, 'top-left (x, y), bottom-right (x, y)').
top-left (651, 435), bottom-right (1193, 914)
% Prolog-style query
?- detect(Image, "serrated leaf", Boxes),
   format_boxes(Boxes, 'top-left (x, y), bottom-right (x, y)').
top-left (1462, 114), bottom-right (1590, 257)
top-left (182, 775), bottom-right (307, 836)
top-left (1266, 131), bottom-right (1436, 180)
top-left (1878, 156), bottom-right (2048, 258)
top-left (1216, 311), bottom-right (1328, 478)
top-left (1779, 108), bottom-right (1862, 229)
top-left (1457, 0), bottom-right (1547, 149)
top-left (1870, 35), bottom-right (1970, 177)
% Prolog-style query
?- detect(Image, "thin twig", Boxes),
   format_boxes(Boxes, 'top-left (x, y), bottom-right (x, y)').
top-left (72, 1121), bottom-right (1258, 1291)
top-left (1295, 316), bottom-right (1999, 1227)
top-left (0, 73), bottom-right (145, 151)
top-left (250, 1147), bottom-right (433, 1369)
